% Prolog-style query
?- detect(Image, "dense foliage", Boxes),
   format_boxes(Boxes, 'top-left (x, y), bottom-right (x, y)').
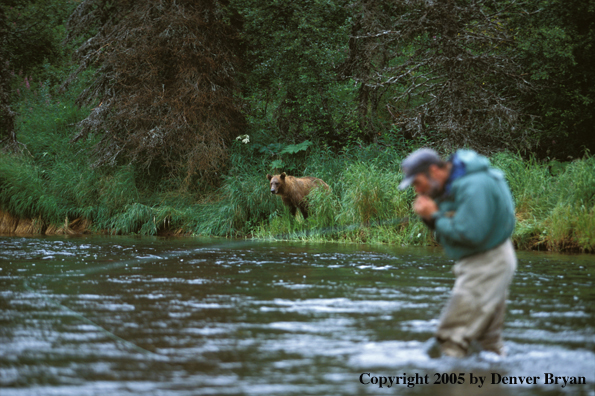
top-left (0, 0), bottom-right (593, 252)
top-left (338, 0), bottom-right (536, 151)
top-left (233, 0), bottom-right (594, 156)
top-left (1, 0), bottom-right (73, 152)
top-left (514, 0), bottom-right (595, 159)
top-left (235, 0), bottom-right (355, 147)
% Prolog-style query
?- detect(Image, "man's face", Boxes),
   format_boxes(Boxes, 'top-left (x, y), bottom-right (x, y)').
top-left (412, 166), bottom-right (442, 198)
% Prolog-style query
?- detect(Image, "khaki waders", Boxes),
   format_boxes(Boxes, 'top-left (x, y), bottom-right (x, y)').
top-left (435, 239), bottom-right (517, 357)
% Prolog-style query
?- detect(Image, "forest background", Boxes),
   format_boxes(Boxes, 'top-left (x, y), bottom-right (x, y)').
top-left (0, 0), bottom-right (593, 252)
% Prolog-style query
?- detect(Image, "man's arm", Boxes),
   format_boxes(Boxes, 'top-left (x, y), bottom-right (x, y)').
top-left (433, 179), bottom-right (496, 247)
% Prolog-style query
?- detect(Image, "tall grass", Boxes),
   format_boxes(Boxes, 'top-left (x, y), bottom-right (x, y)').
top-left (252, 149), bottom-right (594, 252)
top-left (0, 76), bottom-right (92, 227)
top-left (493, 153), bottom-right (595, 252)
top-left (1, 74), bottom-right (185, 235)
top-left (252, 148), bottom-right (434, 246)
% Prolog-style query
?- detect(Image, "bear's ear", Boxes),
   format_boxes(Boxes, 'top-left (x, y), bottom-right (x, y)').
top-left (280, 172), bottom-right (286, 180)
top-left (267, 174), bottom-right (272, 181)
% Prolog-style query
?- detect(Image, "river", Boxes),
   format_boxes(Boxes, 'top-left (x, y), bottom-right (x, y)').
top-left (0, 236), bottom-right (593, 395)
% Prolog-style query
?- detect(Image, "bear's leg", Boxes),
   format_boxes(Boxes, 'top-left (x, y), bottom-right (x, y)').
top-left (299, 206), bottom-right (309, 220)
top-left (289, 205), bottom-right (297, 218)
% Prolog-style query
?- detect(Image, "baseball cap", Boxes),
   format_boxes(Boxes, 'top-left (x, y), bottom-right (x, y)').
top-left (398, 148), bottom-right (442, 190)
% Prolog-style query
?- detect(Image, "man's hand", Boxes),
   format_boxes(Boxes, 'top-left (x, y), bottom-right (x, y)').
top-left (413, 195), bottom-right (438, 220)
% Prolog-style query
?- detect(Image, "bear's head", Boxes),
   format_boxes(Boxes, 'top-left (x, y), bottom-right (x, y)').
top-left (266, 172), bottom-right (286, 194)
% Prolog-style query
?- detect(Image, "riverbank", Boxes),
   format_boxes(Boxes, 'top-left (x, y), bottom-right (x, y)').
top-left (3, 57), bottom-right (593, 254)
top-left (1, 144), bottom-right (593, 253)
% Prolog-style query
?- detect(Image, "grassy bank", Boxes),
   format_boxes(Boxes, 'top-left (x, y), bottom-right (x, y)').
top-left (1, 76), bottom-right (593, 252)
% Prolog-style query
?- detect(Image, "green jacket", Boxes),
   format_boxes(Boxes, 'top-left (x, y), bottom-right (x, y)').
top-left (431, 150), bottom-right (516, 260)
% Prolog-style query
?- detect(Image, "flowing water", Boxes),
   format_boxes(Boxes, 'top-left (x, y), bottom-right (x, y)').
top-left (0, 236), bottom-right (593, 396)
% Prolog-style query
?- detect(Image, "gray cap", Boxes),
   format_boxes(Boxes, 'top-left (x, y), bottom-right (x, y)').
top-left (398, 148), bottom-right (441, 190)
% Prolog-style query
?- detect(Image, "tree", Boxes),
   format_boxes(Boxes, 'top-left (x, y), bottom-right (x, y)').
top-left (341, 0), bottom-right (537, 152)
top-left (514, 0), bottom-right (595, 159)
top-left (0, 0), bottom-right (73, 153)
top-left (337, 0), bottom-right (400, 143)
top-left (64, 0), bottom-right (246, 183)
top-left (0, 5), bottom-right (19, 153)
top-left (233, 0), bottom-right (353, 146)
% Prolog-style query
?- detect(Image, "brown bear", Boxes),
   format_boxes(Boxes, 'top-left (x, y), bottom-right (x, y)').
top-left (266, 172), bottom-right (329, 219)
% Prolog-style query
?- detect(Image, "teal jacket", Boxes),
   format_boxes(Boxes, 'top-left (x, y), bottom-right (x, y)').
top-left (431, 150), bottom-right (516, 260)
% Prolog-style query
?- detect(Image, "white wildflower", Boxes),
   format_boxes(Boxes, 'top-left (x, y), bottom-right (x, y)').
top-left (236, 134), bottom-right (250, 144)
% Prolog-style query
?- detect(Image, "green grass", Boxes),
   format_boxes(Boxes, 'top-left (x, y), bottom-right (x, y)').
top-left (493, 153), bottom-right (595, 252)
top-left (252, 149), bottom-right (436, 246)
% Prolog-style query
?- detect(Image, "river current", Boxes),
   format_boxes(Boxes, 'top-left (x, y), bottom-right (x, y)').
top-left (0, 236), bottom-right (593, 395)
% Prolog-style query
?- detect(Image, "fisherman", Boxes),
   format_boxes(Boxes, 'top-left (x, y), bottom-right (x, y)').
top-left (398, 148), bottom-right (517, 357)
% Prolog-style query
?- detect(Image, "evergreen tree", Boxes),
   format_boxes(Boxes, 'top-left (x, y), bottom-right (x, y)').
top-left (341, 0), bottom-right (537, 152)
top-left (64, 0), bottom-right (246, 183)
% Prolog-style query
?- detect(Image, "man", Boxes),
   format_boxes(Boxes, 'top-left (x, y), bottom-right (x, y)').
top-left (399, 148), bottom-right (517, 357)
